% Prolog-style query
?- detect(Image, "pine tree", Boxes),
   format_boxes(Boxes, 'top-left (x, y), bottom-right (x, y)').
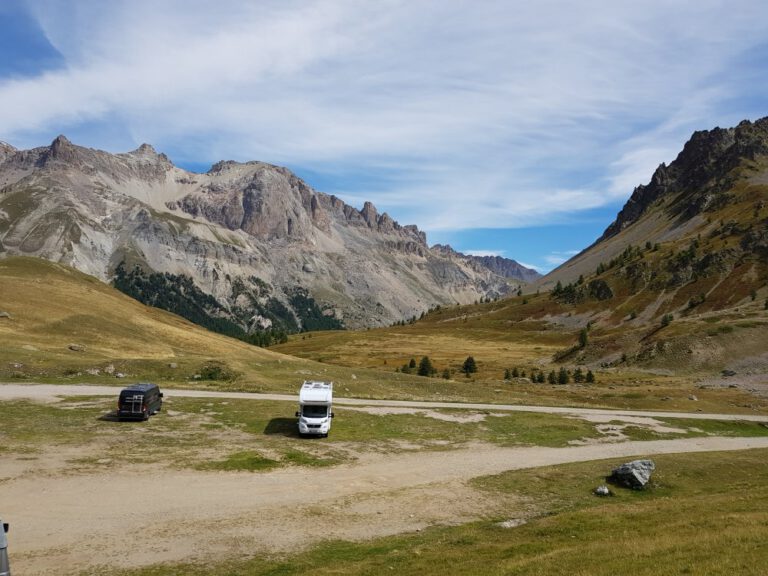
top-left (462, 356), bottom-right (478, 375)
top-left (504, 368), bottom-right (511, 380)
top-left (573, 367), bottom-right (584, 383)
top-left (511, 367), bottom-right (519, 378)
top-left (417, 356), bottom-right (434, 377)
top-left (586, 370), bottom-right (595, 383)
top-left (558, 366), bottom-right (569, 384)
top-left (547, 370), bottom-right (557, 384)
top-left (537, 371), bottom-right (546, 383)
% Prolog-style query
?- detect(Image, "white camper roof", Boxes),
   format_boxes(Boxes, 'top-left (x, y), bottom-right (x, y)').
top-left (299, 380), bottom-right (333, 404)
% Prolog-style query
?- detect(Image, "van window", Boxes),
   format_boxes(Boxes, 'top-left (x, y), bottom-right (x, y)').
top-left (303, 405), bottom-right (328, 418)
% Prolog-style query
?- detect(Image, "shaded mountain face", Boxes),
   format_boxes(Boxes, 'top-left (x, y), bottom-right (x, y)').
top-left (0, 136), bottom-right (519, 332)
top-left (465, 253), bottom-right (540, 283)
top-left (537, 117), bottom-right (768, 327)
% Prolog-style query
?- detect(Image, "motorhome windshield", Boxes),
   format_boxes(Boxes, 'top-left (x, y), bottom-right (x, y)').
top-left (302, 405), bottom-right (328, 418)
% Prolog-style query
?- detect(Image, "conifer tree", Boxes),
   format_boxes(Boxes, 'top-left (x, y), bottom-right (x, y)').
top-left (417, 356), bottom-right (434, 377)
top-left (462, 356), bottom-right (478, 375)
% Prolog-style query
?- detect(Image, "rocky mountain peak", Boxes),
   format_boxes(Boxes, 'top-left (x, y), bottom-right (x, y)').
top-left (431, 244), bottom-right (540, 282)
top-left (0, 140), bottom-right (16, 163)
top-left (133, 143), bottom-right (158, 156)
top-left (360, 201), bottom-right (378, 227)
top-left (207, 160), bottom-right (239, 174)
top-left (600, 116), bottom-right (768, 242)
top-left (46, 134), bottom-right (79, 163)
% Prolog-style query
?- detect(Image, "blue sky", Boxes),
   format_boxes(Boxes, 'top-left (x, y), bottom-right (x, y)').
top-left (2, 1), bottom-right (768, 272)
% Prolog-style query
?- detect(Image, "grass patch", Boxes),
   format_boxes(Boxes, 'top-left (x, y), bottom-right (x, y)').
top-left (658, 418), bottom-right (768, 437)
top-left (197, 450), bottom-right (279, 472)
top-left (483, 412), bottom-right (601, 446)
top-left (282, 449), bottom-right (339, 467)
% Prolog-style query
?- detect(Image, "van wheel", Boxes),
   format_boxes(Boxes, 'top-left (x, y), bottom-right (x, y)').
top-left (144, 411), bottom-right (150, 421)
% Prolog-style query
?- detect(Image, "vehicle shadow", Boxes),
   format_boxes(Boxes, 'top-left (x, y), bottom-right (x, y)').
top-left (264, 417), bottom-right (301, 437)
top-left (98, 411), bottom-right (140, 422)
top-left (98, 411), bottom-right (121, 422)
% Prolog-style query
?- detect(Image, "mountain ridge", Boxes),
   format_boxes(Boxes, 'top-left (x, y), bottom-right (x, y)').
top-left (538, 116), bottom-right (768, 294)
top-left (0, 135), bottom-right (532, 334)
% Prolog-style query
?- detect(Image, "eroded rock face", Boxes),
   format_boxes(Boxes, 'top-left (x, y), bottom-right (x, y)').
top-left (0, 136), bottom-right (522, 329)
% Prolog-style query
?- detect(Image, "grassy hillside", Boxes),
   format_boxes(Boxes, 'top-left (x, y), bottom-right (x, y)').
top-left (1, 255), bottom-right (766, 412)
top-left (273, 291), bottom-right (768, 413)
top-left (0, 256), bottom-right (554, 403)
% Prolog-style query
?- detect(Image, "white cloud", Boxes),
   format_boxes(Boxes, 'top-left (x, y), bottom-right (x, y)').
top-left (465, 250), bottom-right (506, 258)
top-left (517, 262), bottom-right (542, 272)
top-left (543, 250), bottom-right (581, 267)
top-left (3, 0), bottom-right (768, 233)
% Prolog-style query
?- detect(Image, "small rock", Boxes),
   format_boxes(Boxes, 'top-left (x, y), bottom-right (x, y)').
top-left (168, 362), bottom-right (178, 369)
top-left (351, 374), bottom-right (357, 380)
top-left (594, 485), bottom-right (612, 497)
top-left (722, 369), bottom-right (736, 377)
top-left (115, 372), bottom-right (125, 378)
top-left (104, 364), bottom-right (115, 374)
top-left (0, 311), bottom-right (11, 319)
top-left (497, 518), bottom-right (527, 528)
top-left (68, 343), bottom-right (86, 352)
top-left (688, 395), bottom-right (698, 401)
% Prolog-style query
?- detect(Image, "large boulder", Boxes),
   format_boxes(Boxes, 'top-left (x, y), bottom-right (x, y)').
top-left (607, 459), bottom-right (655, 489)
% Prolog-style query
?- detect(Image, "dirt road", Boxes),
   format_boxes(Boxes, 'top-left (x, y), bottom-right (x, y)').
top-left (3, 383), bottom-right (768, 574)
top-left (2, 382), bottom-right (768, 421)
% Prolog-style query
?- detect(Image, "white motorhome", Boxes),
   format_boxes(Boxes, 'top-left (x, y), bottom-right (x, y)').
top-left (296, 381), bottom-right (334, 437)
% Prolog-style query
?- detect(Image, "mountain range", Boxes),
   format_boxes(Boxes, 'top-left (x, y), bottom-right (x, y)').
top-left (0, 136), bottom-right (538, 337)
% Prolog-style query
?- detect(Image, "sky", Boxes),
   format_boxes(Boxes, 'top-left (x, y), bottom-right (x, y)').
top-left (2, 1), bottom-right (768, 272)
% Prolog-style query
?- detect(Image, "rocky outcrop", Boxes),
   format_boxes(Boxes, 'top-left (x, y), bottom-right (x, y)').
top-left (600, 117), bottom-right (768, 241)
top-left (607, 459), bottom-right (655, 489)
top-left (0, 141), bottom-right (16, 164)
top-left (467, 253), bottom-right (540, 283)
top-left (0, 136), bottom-right (516, 330)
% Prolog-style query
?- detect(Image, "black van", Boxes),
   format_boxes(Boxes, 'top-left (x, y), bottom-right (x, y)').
top-left (117, 383), bottom-right (163, 421)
